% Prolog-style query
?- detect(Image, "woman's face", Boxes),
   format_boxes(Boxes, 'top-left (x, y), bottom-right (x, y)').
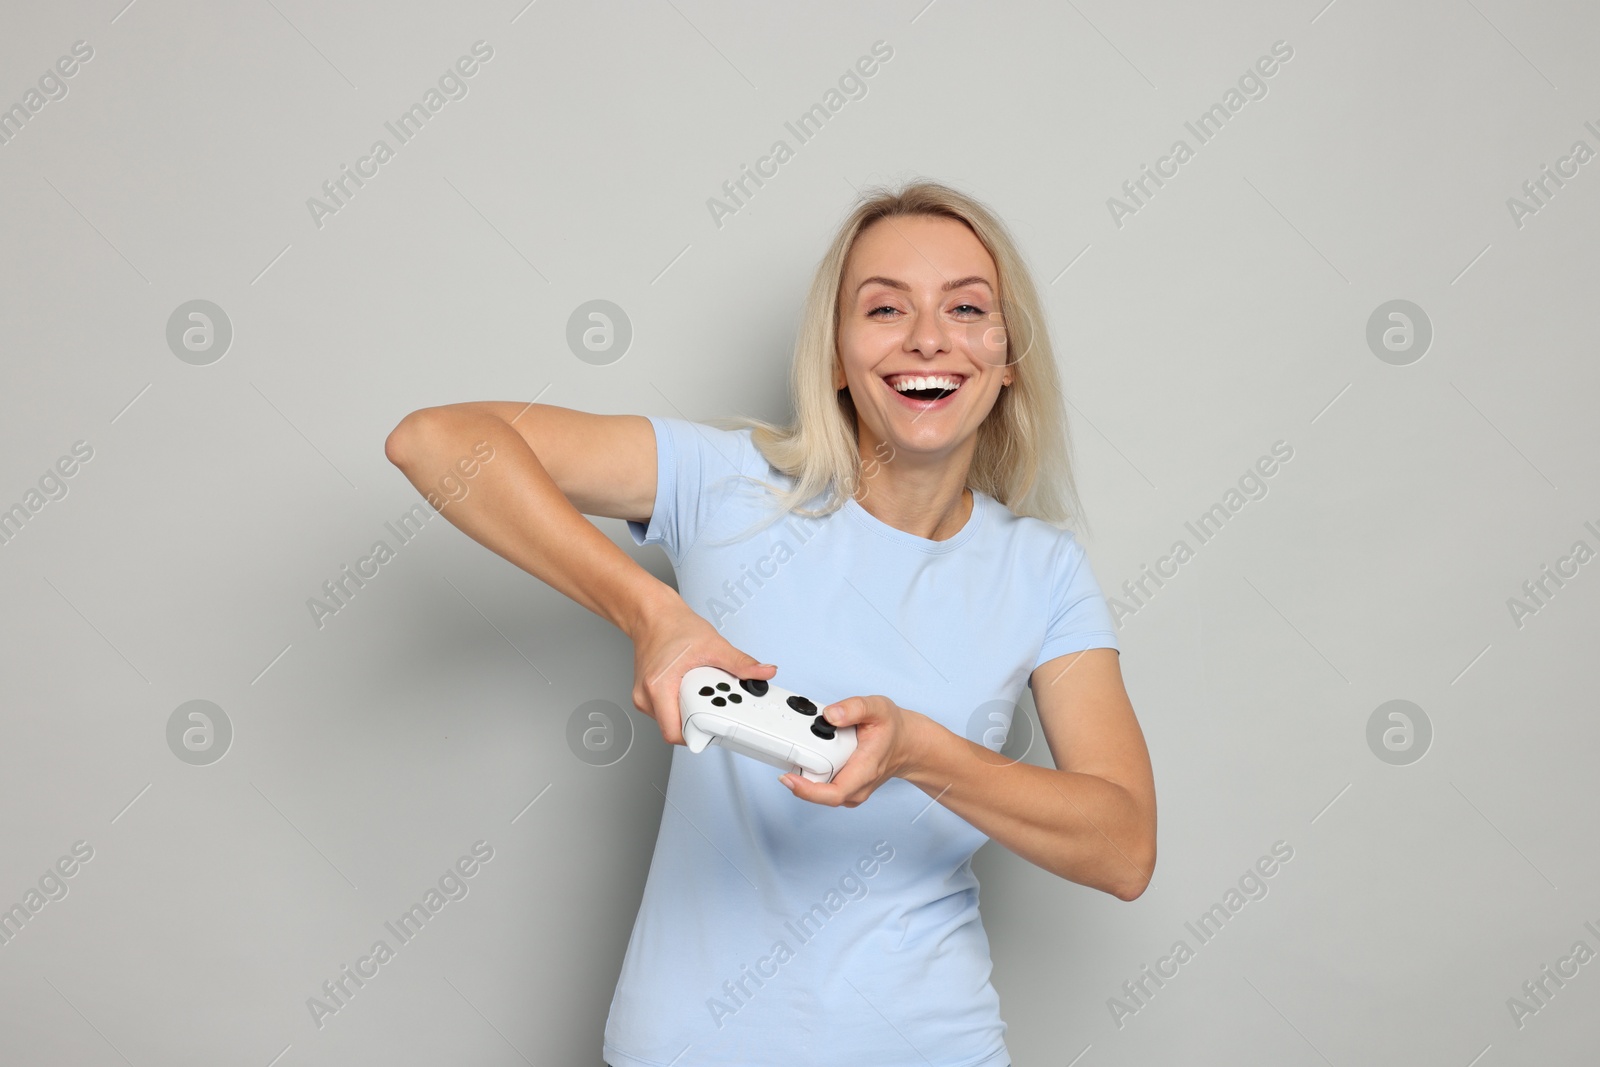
top-left (834, 214), bottom-right (1011, 468)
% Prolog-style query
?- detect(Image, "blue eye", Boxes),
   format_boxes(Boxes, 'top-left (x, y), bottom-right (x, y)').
top-left (869, 304), bottom-right (985, 318)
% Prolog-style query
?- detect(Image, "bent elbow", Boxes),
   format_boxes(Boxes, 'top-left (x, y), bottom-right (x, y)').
top-left (1114, 874), bottom-right (1150, 902)
top-left (384, 408), bottom-right (434, 469)
top-left (384, 425), bottom-right (409, 469)
top-left (1113, 840), bottom-right (1157, 902)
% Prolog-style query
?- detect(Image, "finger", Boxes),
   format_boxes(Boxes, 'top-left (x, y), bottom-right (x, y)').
top-left (784, 749), bottom-right (877, 802)
top-left (781, 773), bottom-right (842, 806)
top-left (820, 698), bottom-right (861, 727)
top-left (656, 683), bottom-right (685, 745)
top-left (728, 655), bottom-right (779, 679)
top-left (822, 758), bottom-right (877, 800)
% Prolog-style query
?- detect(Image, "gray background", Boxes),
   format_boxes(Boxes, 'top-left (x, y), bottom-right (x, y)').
top-left (1, 0), bottom-right (1596, 1064)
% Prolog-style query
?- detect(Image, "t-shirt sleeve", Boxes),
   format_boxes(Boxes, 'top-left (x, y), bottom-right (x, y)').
top-left (1033, 534), bottom-right (1120, 670)
top-left (625, 415), bottom-right (753, 567)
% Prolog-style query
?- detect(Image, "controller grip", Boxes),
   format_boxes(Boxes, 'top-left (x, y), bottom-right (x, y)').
top-left (680, 714), bottom-right (715, 754)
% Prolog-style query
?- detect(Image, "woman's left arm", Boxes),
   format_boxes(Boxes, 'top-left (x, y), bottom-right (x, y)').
top-left (780, 647), bottom-right (1156, 901)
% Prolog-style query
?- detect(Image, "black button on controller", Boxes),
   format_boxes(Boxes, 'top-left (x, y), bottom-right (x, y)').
top-left (810, 718), bottom-right (836, 740)
top-left (786, 696), bottom-right (817, 715)
top-left (711, 696), bottom-right (726, 706)
top-left (739, 678), bottom-right (769, 697)
top-left (698, 686), bottom-right (715, 696)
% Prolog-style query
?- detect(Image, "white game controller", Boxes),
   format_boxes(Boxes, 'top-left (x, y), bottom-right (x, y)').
top-left (678, 666), bottom-right (858, 784)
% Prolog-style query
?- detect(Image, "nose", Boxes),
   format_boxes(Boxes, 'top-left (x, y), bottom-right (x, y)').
top-left (906, 302), bottom-right (953, 358)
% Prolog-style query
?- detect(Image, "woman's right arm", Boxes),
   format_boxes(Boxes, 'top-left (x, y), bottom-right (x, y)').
top-left (385, 401), bottom-right (669, 637)
top-left (382, 401), bottom-right (774, 743)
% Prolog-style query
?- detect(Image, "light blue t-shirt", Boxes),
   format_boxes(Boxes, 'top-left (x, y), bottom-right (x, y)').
top-left (604, 416), bottom-right (1119, 1067)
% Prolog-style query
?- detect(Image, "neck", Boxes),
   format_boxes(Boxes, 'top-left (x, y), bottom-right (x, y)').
top-left (851, 434), bottom-right (975, 542)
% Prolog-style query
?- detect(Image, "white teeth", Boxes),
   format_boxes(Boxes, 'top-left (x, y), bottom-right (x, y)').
top-left (889, 375), bottom-right (962, 394)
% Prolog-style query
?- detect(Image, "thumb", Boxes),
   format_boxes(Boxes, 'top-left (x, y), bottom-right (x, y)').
top-left (725, 652), bottom-right (778, 678)
top-left (820, 697), bottom-right (861, 726)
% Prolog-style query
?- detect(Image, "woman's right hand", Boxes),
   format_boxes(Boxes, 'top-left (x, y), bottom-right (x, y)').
top-left (630, 596), bottom-right (777, 747)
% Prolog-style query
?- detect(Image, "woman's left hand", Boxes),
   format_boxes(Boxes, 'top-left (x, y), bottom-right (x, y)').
top-left (780, 695), bottom-right (927, 807)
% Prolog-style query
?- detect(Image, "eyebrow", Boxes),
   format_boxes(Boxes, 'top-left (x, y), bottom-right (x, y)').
top-left (854, 275), bottom-right (994, 296)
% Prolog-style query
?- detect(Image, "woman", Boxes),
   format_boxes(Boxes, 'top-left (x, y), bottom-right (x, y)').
top-left (385, 180), bottom-right (1156, 1066)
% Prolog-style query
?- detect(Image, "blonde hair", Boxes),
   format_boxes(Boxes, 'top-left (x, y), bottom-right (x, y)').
top-left (706, 178), bottom-right (1089, 543)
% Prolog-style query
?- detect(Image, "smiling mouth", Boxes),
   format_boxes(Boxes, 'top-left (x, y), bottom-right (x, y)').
top-left (882, 374), bottom-right (967, 402)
